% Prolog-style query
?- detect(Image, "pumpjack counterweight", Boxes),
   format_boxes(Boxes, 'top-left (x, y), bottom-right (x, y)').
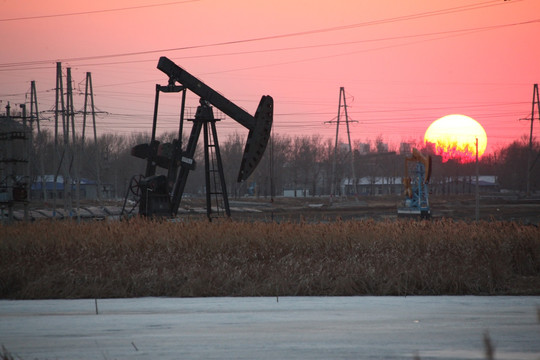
top-left (125, 57), bottom-right (273, 219)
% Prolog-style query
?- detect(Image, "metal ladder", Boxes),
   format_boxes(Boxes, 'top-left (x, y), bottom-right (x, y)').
top-left (203, 120), bottom-right (230, 220)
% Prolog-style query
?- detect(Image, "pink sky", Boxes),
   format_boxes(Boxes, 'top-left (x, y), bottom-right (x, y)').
top-left (1, 0), bottom-right (540, 156)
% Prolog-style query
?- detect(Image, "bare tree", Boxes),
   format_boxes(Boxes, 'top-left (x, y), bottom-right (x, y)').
top-left (496, 136), bottom-right (540, 192)
top-left (220, 132), bottom-right (245, 198)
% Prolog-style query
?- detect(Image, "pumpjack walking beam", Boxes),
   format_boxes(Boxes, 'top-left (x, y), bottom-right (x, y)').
top-left (158, 57), bottom-right (272, 216)
top-left (156, 57), bottom-right (273, 183)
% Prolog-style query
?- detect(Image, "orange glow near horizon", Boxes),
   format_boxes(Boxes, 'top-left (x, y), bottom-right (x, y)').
top-left (424, 114), bottom-right (487, 163)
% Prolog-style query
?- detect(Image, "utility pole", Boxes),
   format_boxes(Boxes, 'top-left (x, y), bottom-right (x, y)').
top-left (4, 103), bottom-right (13, 222)
top-left (20, 104), bottom-right (29, 221)
top-left (475, 137), bottom-right (479, 221)
top-left (526, 83), bottom-right (540, 197)
top-left (328, 87), bottom-right (357, 199)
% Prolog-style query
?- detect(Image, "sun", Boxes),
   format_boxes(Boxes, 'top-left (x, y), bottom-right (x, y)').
top-left (424, 114), bottom-right (487, 163)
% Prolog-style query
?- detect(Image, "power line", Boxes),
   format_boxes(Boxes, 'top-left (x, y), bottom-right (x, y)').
top-left (0, 0), bottom-right (522, 69)
top-left (0, 0), bottom-right (199, 22)
top-left (201, 19), bottom-right (538, 76)
top-left (21, 16), bottom-right (527, 84)
top-left (71, 18), bottom-right (540, 79)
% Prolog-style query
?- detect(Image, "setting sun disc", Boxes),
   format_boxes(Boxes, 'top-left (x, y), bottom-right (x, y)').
top-left (424, 114), bottom-right (487, 163)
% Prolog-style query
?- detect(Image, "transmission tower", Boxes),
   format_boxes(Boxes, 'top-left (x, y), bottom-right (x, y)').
top-left (82, 72), bottom-right (101, 201)
top-left (64, 67), bottom-right (75, 215)
top-left (30, 80), bottom-right (47, 202)
top-left (526, 83), bottom-right (540, 196)
top-left (327, 87), bottom-right (357, 197)
top-left (53, 62), bottom-right (66, 216)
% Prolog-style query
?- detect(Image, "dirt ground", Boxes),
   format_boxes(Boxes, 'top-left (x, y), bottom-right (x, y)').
top-left (3, 193), bottom-right (540, 225)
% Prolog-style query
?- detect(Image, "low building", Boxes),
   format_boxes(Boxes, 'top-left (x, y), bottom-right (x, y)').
top-left (432, 175), bottom-right (499, 194)
top-left (283, 189), bottom-right (310, 197)
top-left (31, 175), bottom-right (99, 200)
top-left (342, 177), bottom-right (403, 196)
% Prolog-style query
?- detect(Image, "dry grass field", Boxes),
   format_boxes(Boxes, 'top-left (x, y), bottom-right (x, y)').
top-left (1, 217), bottom-right (539, 299)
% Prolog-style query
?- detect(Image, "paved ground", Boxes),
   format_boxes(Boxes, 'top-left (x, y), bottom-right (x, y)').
top-left (1, 296), bottom-right (539, 359)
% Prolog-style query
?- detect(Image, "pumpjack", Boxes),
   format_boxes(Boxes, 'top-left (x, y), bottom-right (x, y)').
top-left (397, 148), bottom-right (432, 219)
top-left (122, 57), bottom-right (273, 219)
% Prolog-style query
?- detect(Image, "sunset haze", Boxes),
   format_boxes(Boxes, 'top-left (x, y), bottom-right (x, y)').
top-left (1, 0), bottom-right (540, 156)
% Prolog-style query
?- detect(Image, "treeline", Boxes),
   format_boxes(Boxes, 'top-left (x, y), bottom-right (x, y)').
top-left (26, 130), bottom-right (540, 199)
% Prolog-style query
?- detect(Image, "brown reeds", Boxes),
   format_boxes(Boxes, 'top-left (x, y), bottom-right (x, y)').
top-left (0, 218), bottom-right (539, 299)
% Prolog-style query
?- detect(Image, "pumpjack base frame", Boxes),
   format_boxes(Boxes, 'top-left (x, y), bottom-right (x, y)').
top-left (397, 207), bottom-right (431, 219)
